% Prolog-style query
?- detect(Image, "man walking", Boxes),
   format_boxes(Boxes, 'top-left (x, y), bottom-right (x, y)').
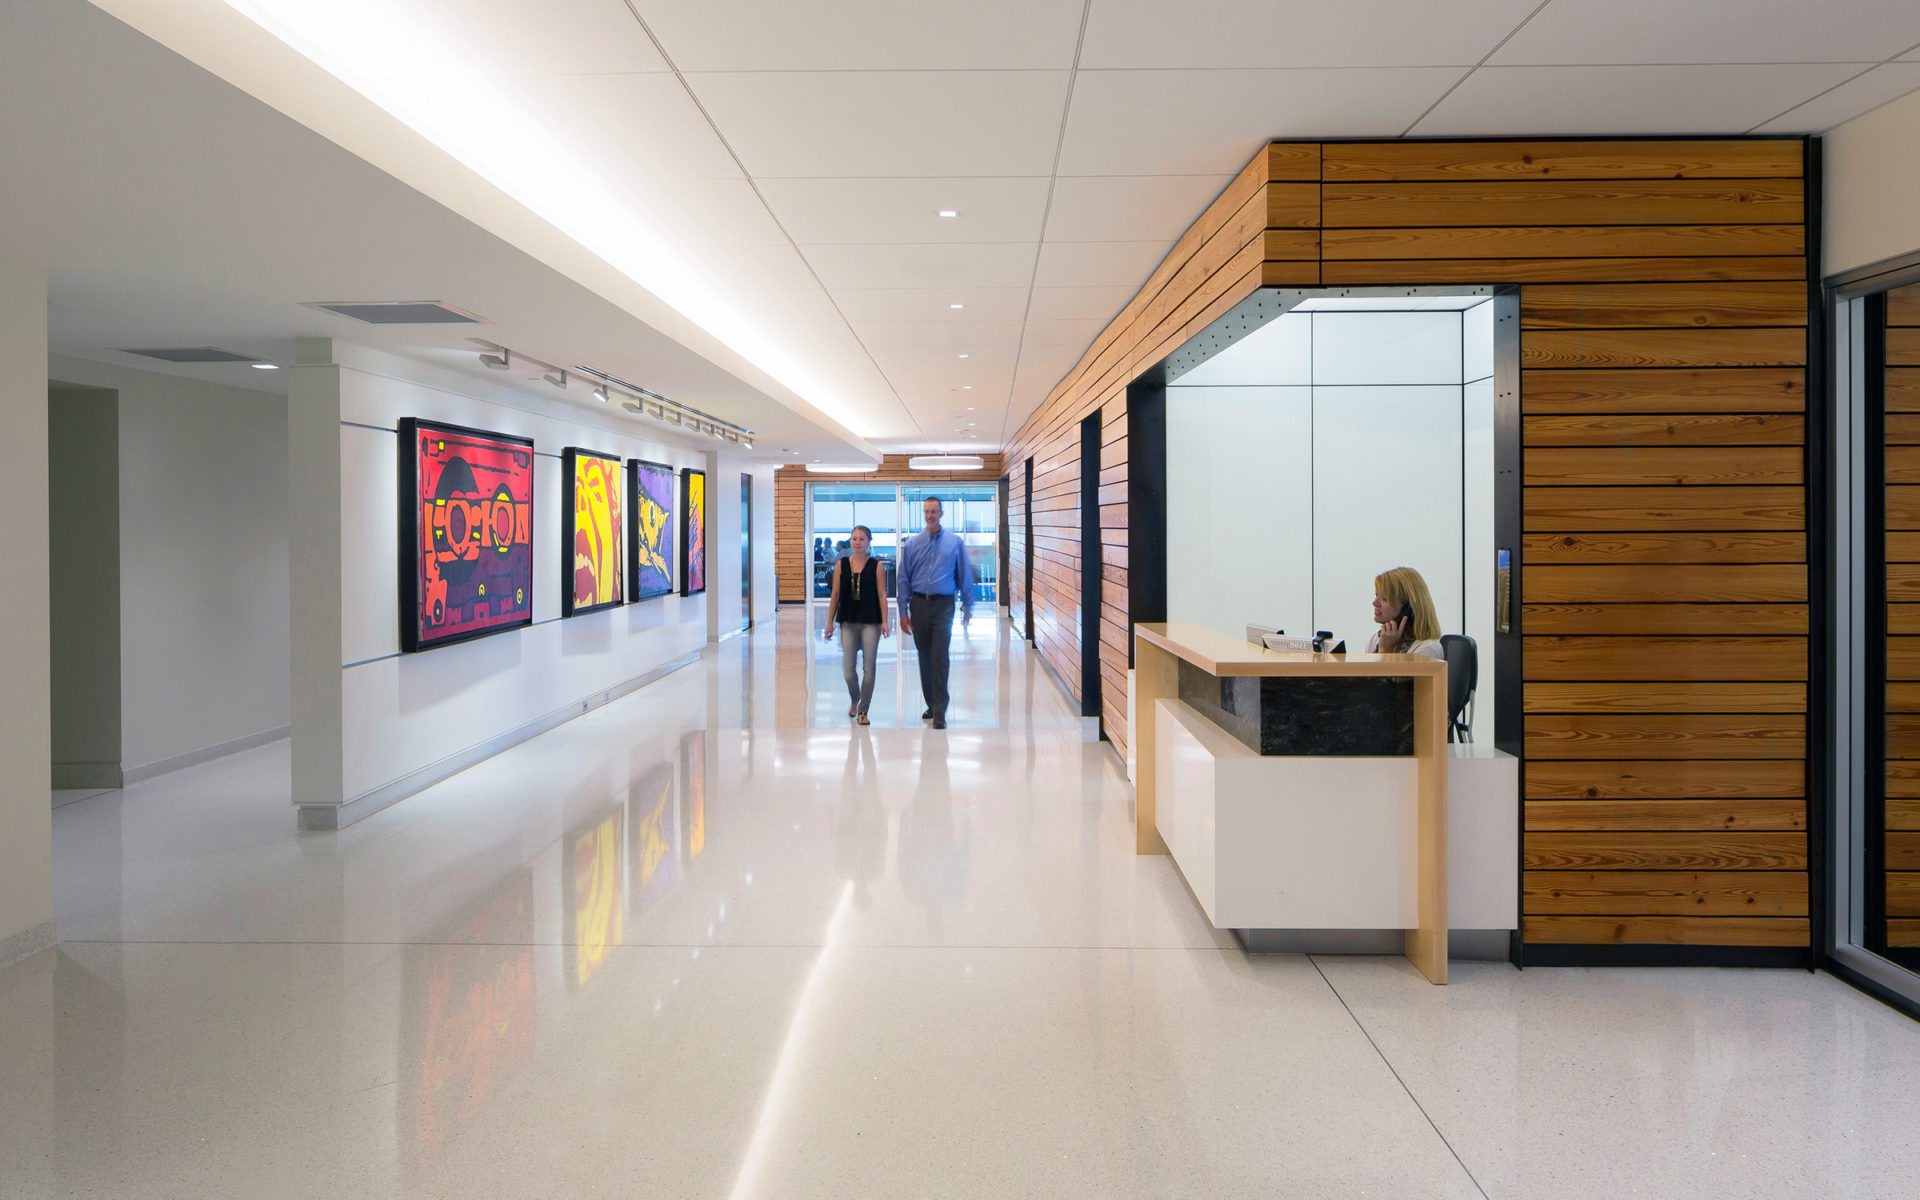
top-left (896, 496), bottom-right (973, 729)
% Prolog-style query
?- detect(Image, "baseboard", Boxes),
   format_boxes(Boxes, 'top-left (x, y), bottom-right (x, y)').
top-left (298, 650), bottom-right (703, 831)
top-left (52, 761), bottom-right (123, 790)
top-left (1520, 943), bottom-right (1816, 969)
top-left (122, 724), bottom-right (291, 785)
top-left (0, 917), bottom-right (57, 969)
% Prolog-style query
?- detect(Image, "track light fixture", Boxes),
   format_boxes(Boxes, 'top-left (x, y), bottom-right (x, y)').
top-left (479, 347), bottom-right (510, 370)
top-left (542, 368), bottom-right (567, 390)
top-left (593, 385), bottom-right (609, 403)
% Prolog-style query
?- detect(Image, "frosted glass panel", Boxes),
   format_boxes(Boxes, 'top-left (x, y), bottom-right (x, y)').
top-left (1171, 312), bottom-right (1311, 388)
top-left (1463, 377), bottom-right (1496, 740)
top-left (1463, 300), bottom-right (1495, 383)
top-left (1311, 385), bottom-right (1463, 644)
top-left (1313, 311), bottom-right (1462, 386)
top-left (1166, 387), bottom-right (1312, 638)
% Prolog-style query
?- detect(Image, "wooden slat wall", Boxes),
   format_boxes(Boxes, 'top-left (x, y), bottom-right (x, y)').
top-left (1886, 287), bottom-right (1920, 949)
top-left (773, 455), bottom-right (1004, 603)
top-left (1003, 137), bottom-right (1811, 951)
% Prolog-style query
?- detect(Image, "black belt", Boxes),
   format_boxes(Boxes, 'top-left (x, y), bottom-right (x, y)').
top-left (910, 593), bottom-right (950, 600)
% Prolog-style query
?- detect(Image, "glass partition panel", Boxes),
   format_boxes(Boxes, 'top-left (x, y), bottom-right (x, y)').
top-left (809, 484), bottom-right (898, 599)
top-left (902, 483), bottom-right (998, 604)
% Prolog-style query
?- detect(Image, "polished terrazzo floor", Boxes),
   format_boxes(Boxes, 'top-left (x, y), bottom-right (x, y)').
top-left (5, 612), bottom-right (1920, 1198)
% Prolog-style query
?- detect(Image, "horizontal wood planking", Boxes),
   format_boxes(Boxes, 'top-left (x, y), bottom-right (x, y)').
top-left (1524, 486), bottom-right (1803, 530)
top-left (1525, 714), bottom-right (1803, 760)
top-left (1324, 181), bottom-right (1802, 228)
top-left (1526, 801), bottom-right (1805, 832)
top-left (1523, 413), bottom-right (1804, 447)
top-left (1525, 636), bottom-right (1803, 681)
top-left (1524, 915), bottom-right (1808, 945)
top-left (1522, 603), bottom-right (1807, 635)
top-left (1524, 445), bottom-right (1802, 486)
top-left (1519, 281), bottom-right (1807, 329)
top-left (1527, 759), bottom-right (1805, 800)
top-left (1523, 682), bottom-right (1806, 713)
top-left (1323, 225), bottom-right (1802, 261)
top-left (1521, 328), bottom-right (1805, 370)
top-left (1522, 367), bottom-right (1804, 414)
top-left (1524, 564), bottom-right (1805, 603)
top-left (1521, 531), bottom-right (1805, 564)
top-left (1321, 140), bottom-right (1803, 182)
top-left (1525, 870), bottom-right (1807, 913)
top-left (1524, 832), bottom-right (1807, 870)
top-left (1325, 256), bottom-right (1804, 286)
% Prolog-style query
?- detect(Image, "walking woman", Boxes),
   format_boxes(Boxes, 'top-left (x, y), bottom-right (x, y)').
top-left (823, 524), bottom-right (891, 724)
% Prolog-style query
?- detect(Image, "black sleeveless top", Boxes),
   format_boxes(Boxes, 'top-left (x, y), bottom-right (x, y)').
top-left (836, 556), bottom-right (883, 624)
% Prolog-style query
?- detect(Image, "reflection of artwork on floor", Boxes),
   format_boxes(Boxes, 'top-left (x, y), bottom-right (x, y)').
top-left (404, 870), bottom-right (534, 1165)
top-left (629, 763), bottom-right (679, 911)
top-left (681, 467), bottom-right (706, 596)
top-left (628, 459), bottom-right (675, 601)
top-left (565, 807), bottom-right (625, 987)
top-left (563, 448), bottom-right (624, 617)
top-left (682, 729), bottom-right (707, 860)
top-left (398, 418), bottom-right (535, 652)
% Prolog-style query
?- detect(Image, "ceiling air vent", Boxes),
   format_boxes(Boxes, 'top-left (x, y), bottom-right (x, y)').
top-left (305, 300), bottom-right (485, 325)
top-left (118, 347), bottom-right (260, 364)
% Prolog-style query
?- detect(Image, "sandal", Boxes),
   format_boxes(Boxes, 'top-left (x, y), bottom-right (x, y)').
top-left (857, 712), bottom-right (870, 726)
top-left (848, 703), bottom-right (856, 718)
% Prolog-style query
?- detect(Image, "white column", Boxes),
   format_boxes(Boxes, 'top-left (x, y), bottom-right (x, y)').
top-left (287, 339), bottom-right (345, 822)
top-left (0, 251), bottom-right (53, 964)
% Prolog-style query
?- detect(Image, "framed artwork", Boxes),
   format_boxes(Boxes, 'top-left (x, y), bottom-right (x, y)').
top-left (627, 458), bottom-right (675, 601)
top-left (398, 417), bottom-right (535, 652)
top-left (681, 466), bottom-right (706, 596)
top-left (562, 447), bottom-right (625, 617)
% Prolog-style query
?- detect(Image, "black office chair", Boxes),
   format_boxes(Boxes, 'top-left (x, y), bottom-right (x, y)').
top-left (1439, 634), bottom-right (1477, 743)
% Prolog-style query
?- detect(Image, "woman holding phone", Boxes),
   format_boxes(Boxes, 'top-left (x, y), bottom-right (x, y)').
top-left (823, 524), bottom-right (890, 724)
top-left (1368, 566), bottom-right (1445, 660)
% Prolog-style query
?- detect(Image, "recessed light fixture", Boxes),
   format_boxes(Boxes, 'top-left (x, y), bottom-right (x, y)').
top-left (911, 454), bottom-right (984, 471)
top-left (937, 210), bottom-right (959, 219)
top-left (962, 385), bottom-right (972, 390)
top-left (949, 303), bottom-right (964, 310)
top-left (250, 363), bottom-right (280, 371)
top-left (958, 353), bottom-right (970, 359)
top-left (966, 406), bottom-right (975, 411)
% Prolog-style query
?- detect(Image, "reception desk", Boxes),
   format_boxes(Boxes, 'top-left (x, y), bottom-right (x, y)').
top-left (1133, 623), bottom-right (1480, 984)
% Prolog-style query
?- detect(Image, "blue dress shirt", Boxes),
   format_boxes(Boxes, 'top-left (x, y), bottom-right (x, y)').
top-left (896, 526), bottom-right (975, 616)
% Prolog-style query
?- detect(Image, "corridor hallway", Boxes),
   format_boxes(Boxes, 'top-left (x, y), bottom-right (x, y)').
top-left (6, 612), bottom-right (1920, 1198)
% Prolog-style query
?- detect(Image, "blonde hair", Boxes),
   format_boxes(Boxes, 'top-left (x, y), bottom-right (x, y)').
top-left (1375, 567), bottom-right (1443, 643)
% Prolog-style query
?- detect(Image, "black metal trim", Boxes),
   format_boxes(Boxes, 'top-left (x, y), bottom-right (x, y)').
top-left (1126, 379), bottom-right (1169, 670)
top-left (1079, 411), bottom-right (1104, 728)
top-left (1805, 135), bottom-right (1831, 961)
top-left (1864, 291), bottom-right (1890, 957)
top-left (1023, 456), bottom-right (1035, 644)
top-left (1822, 955), bottom-right (1920, 1023)
top-left (1523, 944), bottom-right (1815, 969)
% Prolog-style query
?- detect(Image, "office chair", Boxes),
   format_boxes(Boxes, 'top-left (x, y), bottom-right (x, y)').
top-left (1439, 633), bottom-right (1477, 743)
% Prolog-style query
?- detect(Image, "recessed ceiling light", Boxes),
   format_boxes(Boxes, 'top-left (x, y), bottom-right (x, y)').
top-left (937, 210), bottom-right (959, 218)
top-left (250, 363), bottom-right (280, 371)
top-left (949, 303), bottom-right (964, 310)
top-left (966, 406), bottom-right (975, 410)
top-left (962, 385), bottom-right (972, 390)
top-left (957, 353), bottom-right (970, 359)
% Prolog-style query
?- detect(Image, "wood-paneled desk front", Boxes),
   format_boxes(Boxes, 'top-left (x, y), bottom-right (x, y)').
top-left (1133, 622), bottom-right (1450, 984)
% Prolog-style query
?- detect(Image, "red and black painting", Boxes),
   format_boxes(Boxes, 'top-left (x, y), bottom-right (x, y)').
top-left (399, 417), bottom-right (536, 652)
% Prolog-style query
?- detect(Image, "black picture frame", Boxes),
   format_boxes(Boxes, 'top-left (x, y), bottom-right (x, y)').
top-left (627, 457), bottom-right (677, 602)
top-left (397, 416), bottom-right (536, 653)
top-left (681, 466), bottom-right (707, 597)
top-left (561, 446), bottom-right (626, 618)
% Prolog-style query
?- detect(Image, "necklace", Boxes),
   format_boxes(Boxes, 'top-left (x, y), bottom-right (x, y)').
top-left (850, 557), bottom-right (863, 602)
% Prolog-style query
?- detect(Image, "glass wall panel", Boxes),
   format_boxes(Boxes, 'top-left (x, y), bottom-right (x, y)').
top-left (809, 484), bottom-right (897, 599)
top-left (903, 483), bottom-right (998, 604)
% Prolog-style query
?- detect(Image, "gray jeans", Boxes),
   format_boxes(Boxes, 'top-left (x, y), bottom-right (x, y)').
top-left (839, 622), bottom-right (881, 713)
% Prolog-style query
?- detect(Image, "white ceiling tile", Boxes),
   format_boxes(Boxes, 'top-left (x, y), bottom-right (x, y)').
top-left (287, 0), bottom-right (668, 78)
top-left (1016, 343), bottom-right (1088, 370)
top-left (801, 243), bottom-right (1039, 290)
top-left (1026, 285), bottom-right (1136, 322)
top-left (1080, 0), bottom-right (1539, 68)
top-left (634, 0), bottom-right (1084, 70)
top-left (851, 320), bottom-right (1027, 349)
top-left (1415, 64), bottom-right (1860, 136)
top-left (1057, 68), bottom-right (1465, 176)
top-left (1044, 175), bottom-right (1233, 242)
top-left (685, 71), bottom-right (1070, 177)
top-left (1033, 241), bottom-right (1167, 289)
top-left (832, 288), bottom-right (1035, 322)
top-left (757, 177), bottom-right (1050, 244)
top-left (485, 73), bottom-right (743, 179)
top-left (1754, 63), bottom-right (1920, 133)
top-left (884, 364), bottom-right (1018, 400)
top-left (633, 179), bottom-right (790, 245)
top-left (1021, 318), bottom-right (1109, 347)
top-left (1491, 0), bottom-right (1920, 66)
top-left (686, 243), bottom-right (824, 293)
top-left (871, 344), bottom-right (1022, 369)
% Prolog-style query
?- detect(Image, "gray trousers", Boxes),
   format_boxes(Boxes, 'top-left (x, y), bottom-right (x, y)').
top-left (908, 595), bottom-right (955, 718)
top-left (839, 622), bottom-right (881, 713)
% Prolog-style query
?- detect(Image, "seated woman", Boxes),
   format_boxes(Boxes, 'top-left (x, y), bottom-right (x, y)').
top-left (1368, 566), bottom-right (1445, 661)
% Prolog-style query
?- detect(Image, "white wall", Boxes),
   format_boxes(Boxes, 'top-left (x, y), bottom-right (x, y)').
top-left (0, 252), bottom-right (52, 961)
top-left (1167, 302), bottom-right (1497, 739)
top-left (47, 356), bottom-right (290, 777)
top-left (1826, 87), bottom-right (1920, 277)
top-left (297, 341), bottom-right (765, 817)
